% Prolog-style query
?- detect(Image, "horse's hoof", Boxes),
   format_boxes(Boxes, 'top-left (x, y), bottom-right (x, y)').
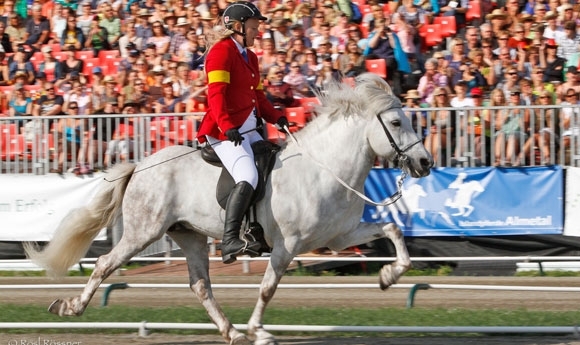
top-left (230, 334), bottom-right (252, 345)
top-left (379, 266), bottom-right (396, 291)
top-left (48, 299), bottom-right (65, 316)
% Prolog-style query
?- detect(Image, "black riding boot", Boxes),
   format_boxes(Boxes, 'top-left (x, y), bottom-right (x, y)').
top-left (221, 181), bottom-right (261, 264)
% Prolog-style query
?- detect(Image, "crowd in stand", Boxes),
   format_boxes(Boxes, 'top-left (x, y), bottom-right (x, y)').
top-left (0, 0), bottom-right (579, 172)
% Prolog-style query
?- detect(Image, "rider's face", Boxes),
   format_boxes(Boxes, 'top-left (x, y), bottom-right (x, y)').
top-left (242, 18), bottom-right (260, 47)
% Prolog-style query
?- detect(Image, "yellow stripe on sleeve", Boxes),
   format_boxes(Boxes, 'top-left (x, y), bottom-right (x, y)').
top-left (257, 80), bottom-right (264, 90)
top-left (208, 70), bottom-right (231, 84)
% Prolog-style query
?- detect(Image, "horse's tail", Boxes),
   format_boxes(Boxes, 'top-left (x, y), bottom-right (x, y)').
top-left (24, 163), bottom-right (137, 278)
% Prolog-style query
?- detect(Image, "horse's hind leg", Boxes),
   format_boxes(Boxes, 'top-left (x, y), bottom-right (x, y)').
top-left (168, 229), bottom-right (250, 345)
top-left (326, 223), bottom-right (411, 290)
top-left (49, 226), bottom-right (162, 317)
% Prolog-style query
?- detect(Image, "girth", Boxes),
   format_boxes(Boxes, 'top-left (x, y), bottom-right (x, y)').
top-left (201, 140), bottom-right (281, 209)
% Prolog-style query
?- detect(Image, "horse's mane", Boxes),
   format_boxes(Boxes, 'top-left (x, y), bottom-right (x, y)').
top-left (313, 73), bottom-right (402, 120)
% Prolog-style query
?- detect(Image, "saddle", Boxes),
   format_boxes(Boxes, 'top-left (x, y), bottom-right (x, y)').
top-left (201, 140), bottom-right (281, 252)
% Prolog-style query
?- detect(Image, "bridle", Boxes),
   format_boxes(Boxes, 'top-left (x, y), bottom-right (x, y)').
top-left (284, 110), bottom-right (421, 207)
top-left (375, 112), bottom-right (422, 171)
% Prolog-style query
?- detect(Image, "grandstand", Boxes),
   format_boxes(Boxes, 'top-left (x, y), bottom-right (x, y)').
top-left (0, 0), bottom-right (580, 173)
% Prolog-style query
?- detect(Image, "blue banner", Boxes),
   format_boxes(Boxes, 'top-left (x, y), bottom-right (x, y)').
top-left (362, 167), bottom-right (563, 236)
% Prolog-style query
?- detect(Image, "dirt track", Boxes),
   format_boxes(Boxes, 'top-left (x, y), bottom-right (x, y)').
top-left (2, 275), bottom-right (580, 345)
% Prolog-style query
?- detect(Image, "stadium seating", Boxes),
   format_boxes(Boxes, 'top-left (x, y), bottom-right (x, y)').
top-left (165, 118), bottom-right (198, 144)
top-left (466, 0), bottom-right (482, 21)
top-left (365, 58), bottom-right (387, 79)
top-left (285, 106), bottom-right (307, 131)
top-left (419, 24), bottom-right (443, 47)
top-left (266, 123), bottom-right (286, 144)
top-left (433, 16), bottom-right (457, 38)
top-left (0, 133), bottom-right (26, 160)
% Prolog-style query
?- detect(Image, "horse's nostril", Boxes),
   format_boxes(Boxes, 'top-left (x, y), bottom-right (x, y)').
top-left (420, 158), bottom-right (433, 169)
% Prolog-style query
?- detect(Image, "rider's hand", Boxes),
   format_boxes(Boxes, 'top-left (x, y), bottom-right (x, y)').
top-left (275, 116), bottom-right (289, 132)
top-left (225, 128), bottom-right (244, 146)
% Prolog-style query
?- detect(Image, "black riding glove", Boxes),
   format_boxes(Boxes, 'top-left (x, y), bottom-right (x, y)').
top-left (225, 128), bottom-right (244, 146)
top-left (275, 116), bottom-right (289, 132)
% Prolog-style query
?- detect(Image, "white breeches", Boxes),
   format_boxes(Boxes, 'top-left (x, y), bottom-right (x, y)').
top-left (206, 112), bottom-right (263, 189)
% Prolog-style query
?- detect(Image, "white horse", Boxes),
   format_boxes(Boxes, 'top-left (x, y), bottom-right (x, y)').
top-left (25, 74), bottom-right (433, 345)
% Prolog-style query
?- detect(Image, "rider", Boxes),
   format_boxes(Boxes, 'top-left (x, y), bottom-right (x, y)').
top-left (196, 1), bottom-right (289, 264)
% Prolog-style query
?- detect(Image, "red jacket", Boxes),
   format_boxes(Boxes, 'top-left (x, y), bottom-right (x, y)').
top-left (197, 38), bottom-right (283, 143)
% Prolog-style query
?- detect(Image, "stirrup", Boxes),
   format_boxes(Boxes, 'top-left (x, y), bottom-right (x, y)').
top-left (222, 240), bottom-right (261, 264)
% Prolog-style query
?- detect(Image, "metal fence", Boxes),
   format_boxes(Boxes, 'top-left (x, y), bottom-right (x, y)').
top-left (1, 104), bottom-right (580, 174)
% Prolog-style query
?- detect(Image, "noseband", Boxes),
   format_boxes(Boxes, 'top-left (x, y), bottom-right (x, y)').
top-left (376, 112), bottom-right (422, 169)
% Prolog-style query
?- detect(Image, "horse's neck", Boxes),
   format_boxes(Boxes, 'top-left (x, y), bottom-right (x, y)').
top-left (284, 115), bottom-right (375, 188)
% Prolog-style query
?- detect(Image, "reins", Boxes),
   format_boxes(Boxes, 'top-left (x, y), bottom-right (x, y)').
top-left (104, 126), bottom-right (262, 182)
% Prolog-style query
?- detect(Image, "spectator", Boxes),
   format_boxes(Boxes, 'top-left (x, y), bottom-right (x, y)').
top-left (117, 48), bottom-right (140, 85)
top-left (446, 37), bottom-right (467, 76)
top-left (271, 18), bottom-right (291, 51)
top-left (283, 60), bottom-right (311, 98)
top-left (363, 4), bottom-right (385, 32)
top-left (417, 57), bottom-right (449, 106)
top-left (556, 21), bottom-right (580, 61)
top-left (366, 17), bottom-right (403, 94)
top-left (558, 66), bottom-right (580, 102)
top-left (63, 80), bottom-right (92, 114)
top-left (396, 0), bottom-right (425, 58)
top-left (542, 11), bottom-right (560, 39)
top-left (486, 9), bottom-right (507, 37)
top-left (169, 17), bottom-right (188, 56)
top-left (402, 89), bottom-right (426, 136)
top-left (8, 46), bottom-right (35, 84)
top-left (561, 88), bottom-right (580, 156)
top-left (178, 29), bottom-right (202, 67)
top-left (153, 77), bottom-right (183, 115)
top-left (469, 48), bottom-right (495, 87)
top-left (0, 50), bottom-right (8, 85)
top-left (265, 65), bottom-right (299, 109)
top-left (540, 38), bottom-right (565, 84)
top-left (38, 45), bottom-right (62, 83)
top-left (51, 3), bottom-right (67, 43)
top-left (454, 62), bottom-right (487, 94)
top-left (312, 21), bottom-right (338, 53)
top-left (101, 75), bottom-right (122, 109)
top-left (128, 77), bottom-right (151, 113)
top-left (519, 78), bottom-right (535, 105)
top-left (24, 3), bottom-right (50, 51)
top-left (498, 65), bottom-right (521, 100)
top-left (336, 38), bottom-right (364, 78)
top-left (0, 22), bottom-right (12, 53)
top-left (184, 79), bottom-right (208, 113)
top-left (61, 13), bottom-right (85, 50)
top-left (305, 10), bottom-right (325, 43)
top-left (302, 47), bottom-right (320, 88)
top-left (9, 83), bottom-right (32, 132)
top-left (173, 0), bottom-right (187, 18)
top-left (494, 86), bottom-right (530, 166)
top-left (530, 65), bottom-right (556, 101)
top-left (507, 23), bottom-right (529, 51)
top-left (57, 46), bottom-right (84, 87)
top-left (287, 35), bottom-right (307, 65)
top-left (258, 37), bottom-right (276, 77)
top-left (90, 66), bottom-right (105, 111)
top-left (133, 57), bottom-right (150, 85)
top-left (103, 104), bottom-right (136, 169)
top-left (100, 4), bottom-right (121, 49)
top-left (314, 54), bottom-right (341, 91)
top-left (517, 45), bottom-right (540, 79)
top-left (148, 64), bottom-right (165, 99)
top-left (50, 100), bottom-right (80, 174)
top-left (6, 14), bottom-right (25, 51)
top-left (84, 15), bottom-right (110, 55)
top-left (424, 87), bottom-right (456, 165)
top-left (330, 12), bottom-right (349, 51)
top-left (135, 9), bottom-right (153, 42)
top-left (77, 1), bottom-right (94, 36)
top-left (493, 31), bottom-right (515, 61)
top-left (172, 62), bottom-right (192, 98)
top-left (0, 0), bottom-right (16, 26)
top-left (146, 20), bottom-right (170, 55)
top-left (464, 26), bottom-right (480, 54)
top-left (516, 89), bottom-right (560, 165)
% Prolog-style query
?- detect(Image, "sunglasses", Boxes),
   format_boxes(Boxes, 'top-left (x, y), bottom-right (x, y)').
top-left (510, 92), bottom-right (521, 96)
top-left (69, 106), bottom-right (78, 109)
top-left (472, 95), bottom-right (482, 98)
top-left (508, 72), bottom-right (518, 75)
top-left (135, 82), bottom-right (143, 85)
top-left (567, 94), bottom-right (577, 97)
top-left (436, 93), bottom-right (446, 96)
top-left (539, 96), bottom-right (550, 99)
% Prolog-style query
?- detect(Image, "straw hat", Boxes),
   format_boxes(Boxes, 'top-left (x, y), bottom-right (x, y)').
top-left (268, 4), bottom-right (288, 13)
top-left (485, 9), bottom-right (507, 21)
top-left (404, 89), bottom-right (421, 99)
top-left (519, 13), bottom-right (534, 23)
top-left (103, 75), bottom-right (116, 83)
top-left (199, 12), bottom-right (216, 20)
top-left (544, 11), bottom-right (558, 20)
top-left (137, 8), bottom-right (152, 17)
top-left (176, 17), bottom-right (189, 26)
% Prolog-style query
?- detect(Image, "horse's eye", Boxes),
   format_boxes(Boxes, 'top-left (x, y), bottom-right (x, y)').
top-left (391, 119), bottom-right (401, 127)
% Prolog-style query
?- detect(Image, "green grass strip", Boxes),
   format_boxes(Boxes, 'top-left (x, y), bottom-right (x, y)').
top-left (1, 305), bottom-right (579, 335)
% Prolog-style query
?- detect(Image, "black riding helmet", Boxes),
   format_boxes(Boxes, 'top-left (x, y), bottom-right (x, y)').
top-left (223, 1), bottom-right (267, 47)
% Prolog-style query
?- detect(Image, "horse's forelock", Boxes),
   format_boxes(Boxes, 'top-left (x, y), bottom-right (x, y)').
top-left (316, 73), bottom-right (401, 120)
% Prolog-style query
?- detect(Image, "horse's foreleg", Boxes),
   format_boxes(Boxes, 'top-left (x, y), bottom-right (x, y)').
top-left (48, 230), bottom-right (155, 317)
top-left (326, 223), bottom-right (411, 290)
top-left (169, 230), bottom-right (250, 345)
top-left (248, 249), bottom-right (294, 345)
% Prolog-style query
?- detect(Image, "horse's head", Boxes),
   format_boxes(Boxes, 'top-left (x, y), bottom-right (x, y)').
top-left (355, 74), bottom-right (433, 178)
